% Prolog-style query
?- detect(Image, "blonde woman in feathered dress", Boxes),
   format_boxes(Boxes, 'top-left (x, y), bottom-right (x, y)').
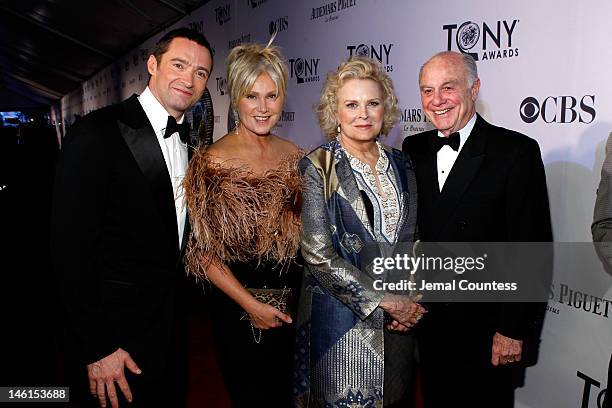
top-left (183, 42), bottom-right (302, 406)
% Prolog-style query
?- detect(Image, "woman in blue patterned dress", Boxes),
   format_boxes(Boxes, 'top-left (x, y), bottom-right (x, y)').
top-left (295, 56), bottom-right (425, 407)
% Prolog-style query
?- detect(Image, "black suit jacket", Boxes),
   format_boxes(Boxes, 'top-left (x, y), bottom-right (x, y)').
top-left (402, 114), bottom-right (552, 351)
top-left (51, 95), bottom-right (190, 378)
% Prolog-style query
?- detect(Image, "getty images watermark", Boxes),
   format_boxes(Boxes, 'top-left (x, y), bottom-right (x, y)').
top-left (371, 250), bottom-right (518, 293)
top-left (366, 242), bottom-right (612, 303)
top-left (359, 242), bottom-right (563, 302)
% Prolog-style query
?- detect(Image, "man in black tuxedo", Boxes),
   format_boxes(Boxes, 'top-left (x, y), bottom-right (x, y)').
top-left (402, 51), bottom-right (552, 407)
top-left (51, 28), bottom-right (213, 408)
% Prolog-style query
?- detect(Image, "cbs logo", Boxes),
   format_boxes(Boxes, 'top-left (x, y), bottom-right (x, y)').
top-left (520, 95), bottom-right (595, 124)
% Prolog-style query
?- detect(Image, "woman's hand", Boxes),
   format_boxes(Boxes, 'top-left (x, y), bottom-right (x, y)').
top-left (386, 319), bottom-right (410, 333)
top-left (197, 261), bottom-right (294, 330)
top-left (245, 301), bottom-right (293, 329)
top-left (379, 294), bottom-right (427, 329)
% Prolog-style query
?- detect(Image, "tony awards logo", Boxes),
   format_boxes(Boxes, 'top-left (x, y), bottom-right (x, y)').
top-left (443, 19), bottom-right (519, 61)
top-left (289, 57), bottom-right (320, 84)
top-left (347, 43), bottom-right (394, 72)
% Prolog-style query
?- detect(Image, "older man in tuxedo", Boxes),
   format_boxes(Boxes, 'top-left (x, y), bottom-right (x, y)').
top-left (402, 51), bottom-right (552, 407)
top-left (51, 28), bottom-right (213, 408)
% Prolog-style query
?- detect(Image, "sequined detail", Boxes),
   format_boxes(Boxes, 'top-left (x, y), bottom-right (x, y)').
top-left (334, 389), bottom-right (383, 408)
top-left (340, 232), bottom-right (363, 253)
top-left (342, 142), bottom-right (401, 243)
top-left (312, 326), bottom-right (384, 407)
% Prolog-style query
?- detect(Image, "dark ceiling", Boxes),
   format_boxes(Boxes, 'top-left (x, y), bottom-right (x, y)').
top-left (0, 0), bottom-right (211, 111)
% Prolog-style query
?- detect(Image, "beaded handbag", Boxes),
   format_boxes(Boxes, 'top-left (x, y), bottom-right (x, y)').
top-left (240, 287), bottom-right (293, 343)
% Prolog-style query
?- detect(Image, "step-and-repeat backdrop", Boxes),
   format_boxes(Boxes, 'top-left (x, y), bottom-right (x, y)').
top-left (55, 1), bottom-right (612, 406)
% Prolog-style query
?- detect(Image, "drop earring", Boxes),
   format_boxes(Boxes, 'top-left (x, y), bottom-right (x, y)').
top-left (233, 109), bottom-right (240, 135)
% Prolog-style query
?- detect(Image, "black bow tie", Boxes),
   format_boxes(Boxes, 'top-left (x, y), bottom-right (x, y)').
top-left (164, 116), bottom-right (190, 143)
top-left (433, 132), bottom-right (460, 152)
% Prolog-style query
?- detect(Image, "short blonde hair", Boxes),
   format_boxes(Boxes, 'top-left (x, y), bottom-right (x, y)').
top-left (226, 43), bottom-right (288, 113)
top-left (316, 56), bottom-right (400, 139)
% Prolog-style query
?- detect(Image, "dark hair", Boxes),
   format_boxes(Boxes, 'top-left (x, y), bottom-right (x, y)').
top-left (153, 28), bottom-right (213, 66)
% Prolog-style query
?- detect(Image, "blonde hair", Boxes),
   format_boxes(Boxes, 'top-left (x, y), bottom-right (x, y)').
top-left (316, 56), bottom-right (400, 139)
top-left (226, 43), bottom-right (288, 114)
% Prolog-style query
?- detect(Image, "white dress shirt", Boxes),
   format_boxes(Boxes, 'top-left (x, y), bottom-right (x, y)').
top-left (436, 113), bottom-right (477, 191)
top-left (138, 87), bottom-right (188, 247)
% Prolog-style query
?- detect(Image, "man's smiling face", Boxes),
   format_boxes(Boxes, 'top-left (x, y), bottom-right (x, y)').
top-left (419, 54), bottom-right (480, 136)
top-left (147, 37), bottom-right (212, 119)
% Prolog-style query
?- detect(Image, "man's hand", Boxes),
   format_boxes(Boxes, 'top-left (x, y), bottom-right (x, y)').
top-left (491, 332), bottom-right (523, 366)
top-left (87, 348), bottom-right (142, 408)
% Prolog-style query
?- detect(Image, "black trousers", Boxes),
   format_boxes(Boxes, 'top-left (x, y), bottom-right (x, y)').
top-left (418, 330), bottom-right (515, 408)
top-left (419, 360), bottom-right (514, 408)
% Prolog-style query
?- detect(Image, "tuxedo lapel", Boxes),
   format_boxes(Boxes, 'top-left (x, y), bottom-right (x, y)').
top-left (177, 215), bottom-right (190, 270)
top-left (188, 142), bottom-right (194, 161)
top-left (430, 115), bottom-right (487, 238)
top-left (179, 143), bottom-right (195, 255)
top-left (421, 134), bottom-right (441, 201)
top-left (405, 132), bottom-right (439, 240)
top-left (385, 146), bottom-right (418, 246)
top-left (117, 95), bottom-right (179, 251)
